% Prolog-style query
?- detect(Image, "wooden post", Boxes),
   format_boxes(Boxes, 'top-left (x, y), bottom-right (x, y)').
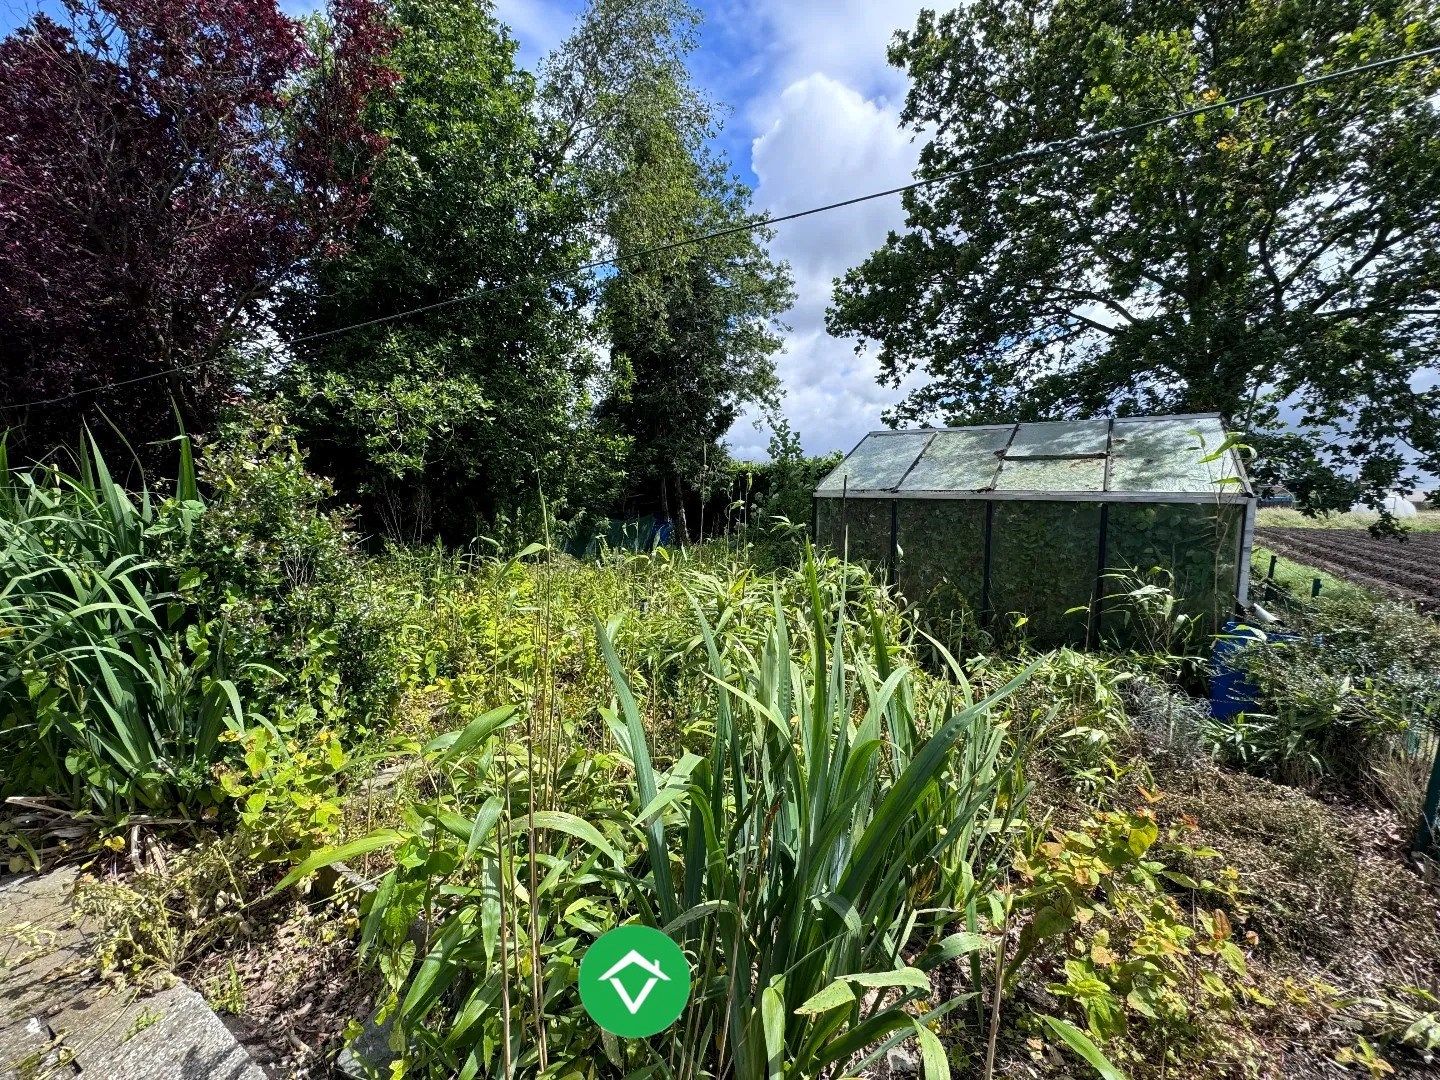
top-left (1311, 577), bottom-right (1322, 598)
top-left (1267, 554), bottom-right (1277, 580)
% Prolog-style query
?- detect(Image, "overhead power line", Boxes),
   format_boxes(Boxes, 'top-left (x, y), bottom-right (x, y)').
top-left (6, 42), bottom-right (1440, 412)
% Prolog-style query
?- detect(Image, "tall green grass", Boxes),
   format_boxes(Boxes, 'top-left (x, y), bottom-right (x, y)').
top-left (600, 557), bottom-right (1032, 1077)
top-left (0, 436), bottom-right (244, 816)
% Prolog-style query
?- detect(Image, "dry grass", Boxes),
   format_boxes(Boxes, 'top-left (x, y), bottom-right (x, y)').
top-left (1146, 756), bottom-right (1440, 1077)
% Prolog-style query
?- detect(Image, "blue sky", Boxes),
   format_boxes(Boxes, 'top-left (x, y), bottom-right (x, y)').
top-left (2, 0), bottom-right (935, 460)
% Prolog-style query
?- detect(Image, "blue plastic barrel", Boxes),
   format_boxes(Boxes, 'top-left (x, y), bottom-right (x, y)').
top-left (1209, 619), bottom-right (1301, 719)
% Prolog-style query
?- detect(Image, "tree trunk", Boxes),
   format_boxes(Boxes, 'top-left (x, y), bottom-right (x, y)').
top-left (659, 475), bottom-right (674, 542)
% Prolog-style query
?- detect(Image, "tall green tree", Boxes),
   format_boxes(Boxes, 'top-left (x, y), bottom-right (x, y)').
top-left (829, 0), bottom-right (1440, 513)
top-left (543, 0), bottom-right (793, 536)
top-left (279, 0), bottom-right (615, 541)
top-left (601, 166), bottom-right (793, 536)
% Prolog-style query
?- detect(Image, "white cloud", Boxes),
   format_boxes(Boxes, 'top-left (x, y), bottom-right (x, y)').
top-left (714, 3), bottom-right (955, 460)
top-left (728, 72), bottom-right (922, 459)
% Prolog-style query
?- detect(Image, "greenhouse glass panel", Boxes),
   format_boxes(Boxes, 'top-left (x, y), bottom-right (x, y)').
top-left (900, 427), bottom-right (1013, 492)
top-left (1104, 503), bottom-right (1244, 637)
top-left (990, 501), bottom-right (1101, 646)
top-left (895, 500), bottom-right (985, 614)
top-left (1006, 419), bottom-right (1109, 457)
top-left (816, 433), bottom-right (929, 493)
top-left (993, 455), bottom-right (1105, 492)
top-left (1110, 417), bottom-right (1240, 494)
top-left (814, 498), bottom-right (893, 572)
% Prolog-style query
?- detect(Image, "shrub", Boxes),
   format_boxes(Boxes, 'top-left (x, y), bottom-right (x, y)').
top-left (980, 649), bottom-right (1135, 799)
top-left (179, 409), bottom-right (414, 740)
top-left (1214, 595), bottom-right (1440, 793)
top-left (1009, 808), bottom-right (1256, 1074)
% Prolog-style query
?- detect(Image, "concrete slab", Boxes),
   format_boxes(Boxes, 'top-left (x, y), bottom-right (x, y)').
top-left (1, 869), bottom-right (267, 1080)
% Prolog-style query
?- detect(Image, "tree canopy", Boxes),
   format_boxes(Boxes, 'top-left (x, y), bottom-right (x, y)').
top-left (0, 0), bottom-right (806, 542)
top-left (278, 0), bottom-right (615, 539)
top-left (0, 0), bottom-right (395, 458)
top-left (545, 0), bottom-right (793, 533)
top-left (829, 0), bottom-right (1440, 513)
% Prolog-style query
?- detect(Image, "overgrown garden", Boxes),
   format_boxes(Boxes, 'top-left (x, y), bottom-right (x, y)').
top-left (3, 426), bottom-right (1438, 1078)
top-left (3, 0), bottom-right (1440, 1076)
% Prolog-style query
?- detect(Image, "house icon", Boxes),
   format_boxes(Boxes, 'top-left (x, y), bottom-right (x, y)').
top-left (598, 948), bottom-right (671, 1015)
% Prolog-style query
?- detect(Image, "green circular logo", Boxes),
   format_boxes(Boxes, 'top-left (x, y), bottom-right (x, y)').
top-left (578, 925), bottom-right (691, 1038)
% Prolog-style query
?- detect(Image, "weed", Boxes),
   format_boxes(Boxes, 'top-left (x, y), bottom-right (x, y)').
top-left (123, 1006), bottom-right (162, 1042)
top-left (0, 435), bottom-right (243, 817)
top-left (202, 959), bottom-right (246, 1016)
top-left (1009, 807), bottom-right (1257, 1074)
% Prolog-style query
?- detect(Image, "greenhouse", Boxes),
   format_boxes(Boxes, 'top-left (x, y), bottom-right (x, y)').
top-left (812, 414), bottom-right (1256, 646)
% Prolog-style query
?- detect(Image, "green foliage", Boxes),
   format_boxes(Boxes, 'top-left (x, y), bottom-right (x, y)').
top-left (1347, 986), bottom-right (1440, 1068)
top-left (0, 436), bottom-right (243, 817)
top-left (719, 420), bottom-right (841, 533)
top-left (599, 564), bottom-right (1029, 1078)
top-left (215, 726), bottom-right (350, 862)
top-left (980, 649), bottom-right (1135, 798)
top-left (333, 709), bottom-right (632, 1076)
top-left (1011, 808), bottom-right (1254, 1071)
top-left (829, 0), bottom-right (1440, 513)
top-left (181, 409), bottom-right (414, 741)
top-left (0, 411), bottom-right (423, 824)
top-left (1104, 504), bottom-right (1242, 639)
top-left (990, 501), bottom-right (1101, 647)
top-left (280, 0), bottom-right (615, 540)
top-left (545, 0), bottom-right (794, 531)
top-left (291, 553), bottom-right (1031, 1077)
top-left (715, 421), bottom-right (842, 567)
top-left (1257, 507), bottom-right (1440, 534)
top-left (893, 500), bottom-right (987, 638)
top-left (1211, 594), bottom-right (1440, 791)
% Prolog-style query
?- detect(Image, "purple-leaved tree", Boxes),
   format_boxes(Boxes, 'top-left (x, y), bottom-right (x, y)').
top-left (0, 0), bottom-right (397, 457)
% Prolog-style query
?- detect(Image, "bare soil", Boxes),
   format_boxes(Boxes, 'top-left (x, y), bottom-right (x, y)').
top-left (1257, 527), bottom-right (1440, 611)
top-left (189, 904), bottom-right (375, 1079)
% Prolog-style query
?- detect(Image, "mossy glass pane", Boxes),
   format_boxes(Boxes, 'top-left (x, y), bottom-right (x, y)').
top-left (1104, 503), bottom-right (1242, 635)
top-left (900, 427), bottom-right (1013, 492)
top-left (993, 456), bottom-right (1105, 492)
top-left (814, 498), bottom-right (893, 573)
top-left (816, 434), bottom-right (929, 493)
top-left (1109, 417), bottom-right (1237, 493)
top-left (990, 502), bottom-right (1101, 646)
top-left (894, 500), bottom-right (986, 616)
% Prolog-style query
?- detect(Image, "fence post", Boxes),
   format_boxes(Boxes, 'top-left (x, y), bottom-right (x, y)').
top-left (1311, 577), bottom-right (1322, 598)
top-left (1267, 554), bottom-right (1277, 580)
top-left (1414, 739), bottom-right (1440, 858)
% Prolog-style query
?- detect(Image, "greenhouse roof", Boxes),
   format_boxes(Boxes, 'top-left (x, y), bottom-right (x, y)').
top-left (815, 414), bottom-right (1253, 503)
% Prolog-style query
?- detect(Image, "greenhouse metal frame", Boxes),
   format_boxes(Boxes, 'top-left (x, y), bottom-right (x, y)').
top-left (811, 414), bottom-right (1256, 646)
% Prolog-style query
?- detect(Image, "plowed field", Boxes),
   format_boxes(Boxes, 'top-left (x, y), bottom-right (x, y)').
top-left (1257, 526), bottom-right (1440, 611)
